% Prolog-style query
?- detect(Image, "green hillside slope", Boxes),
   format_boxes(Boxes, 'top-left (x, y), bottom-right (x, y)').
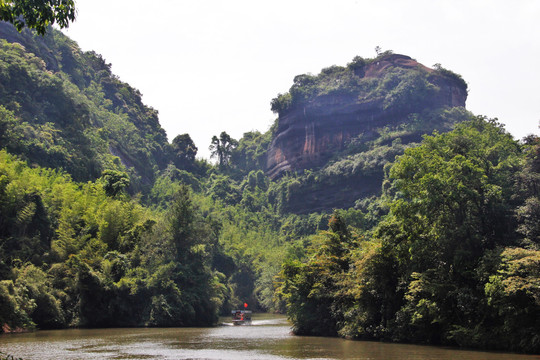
top-left (0, 22), bottom-right (170, 190)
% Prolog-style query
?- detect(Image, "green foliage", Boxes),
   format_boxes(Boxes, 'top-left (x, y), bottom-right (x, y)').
top-left (369, 118), bottom-right (523, 345)
top-left (230, 130), bottom-right (273, 175)
top-left (172, 133), bottom-right (197, 169)
top-left (277, 212), bottom-right (357, 336)
top-left (515, 134), bottom-right (540, 247)
top-left (149, 164), bottom-right (202, 208)
top-left (433, 63), bottom-right (468, 92)
top-left (270, 54), bottom-right (466, 116)
top-left (0, 151), bottom-right (228, 331)
top-left (270, 92), bottom-right (291, 114)
top-left (101, 169), bottom-right (130, 197)
top-left (0, 0), bottom-right (75, 35)
top-left (279, 118), bottom-right (540, 353)
top-left (484, 247), bottom-right (540, 352)
top-left (13, 264), bottom-right (64, 329)
top-left (210, 131), bottom-right (238, 168)
top-left (207, 174), bottom-right (241, 206)
top-left (381, 69), bottom-right (437, 112)
top-left (0, 279), bottom-right (35, 331)
top-left (0, 23), bottom-right (171, 189)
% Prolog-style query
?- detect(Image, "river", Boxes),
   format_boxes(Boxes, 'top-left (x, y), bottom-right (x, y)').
top-left (1, 314), bottom-right (539, 360)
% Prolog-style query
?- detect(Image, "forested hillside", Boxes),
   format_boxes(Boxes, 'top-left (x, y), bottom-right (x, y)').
top-left (0, 22), bottom-right (538, 354)
top-left (0, 22), bottom-right (171, 191)
top-left (0, 22), bottom-right (326, 331)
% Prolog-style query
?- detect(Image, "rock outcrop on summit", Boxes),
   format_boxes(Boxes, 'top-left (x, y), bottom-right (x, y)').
top-left (266, 54), bottom-right (468, 180)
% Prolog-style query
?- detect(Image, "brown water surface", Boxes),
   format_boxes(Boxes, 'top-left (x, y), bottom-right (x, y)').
top-left (1, 314), bottom-right (539, 359)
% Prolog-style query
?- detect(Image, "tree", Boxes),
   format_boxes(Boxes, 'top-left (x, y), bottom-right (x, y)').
top-left (276, 118), bottom-right (533, 351)
top-left (278, 212), bottom-right (355, 336)
top-left (154, 184), bottom-right (225, 326)
top-left (209, 131), bottom-right (238, 167)
top-left (171, 133), bottom-right (197, 168)
top-left (169, 184), bottom-right (195, 256)
top-left (485, 247), bottom-right (540, 353)
top-left (101, 170), bottom-right (130, 197)
top-left (515, 134), bottom-right (540, 246)
top-left (382, 117), bottom-right (521, 345)
top-left (0, 0), bottom-right (76, 35)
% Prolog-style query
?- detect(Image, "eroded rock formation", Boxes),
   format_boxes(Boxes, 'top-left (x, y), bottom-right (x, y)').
top-left (266, 54), bottom-right (467, 180)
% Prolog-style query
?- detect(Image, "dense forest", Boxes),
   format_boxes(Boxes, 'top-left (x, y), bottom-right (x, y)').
top-left (0, 22), bottom-right (326, 329)
top-left (0, 22), bottom-right (539, 354)
top-left (278, 119), bottom-right (540, 352)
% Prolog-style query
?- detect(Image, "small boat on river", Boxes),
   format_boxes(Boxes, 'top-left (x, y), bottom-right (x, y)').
top-left (231, 310), bottom-right (252, 325)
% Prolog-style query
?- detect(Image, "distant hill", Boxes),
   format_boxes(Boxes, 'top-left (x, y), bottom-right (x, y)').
top-left (261, 53), bottom-right (471, 213)
top-left (0, 22), bottom-right (172, 190)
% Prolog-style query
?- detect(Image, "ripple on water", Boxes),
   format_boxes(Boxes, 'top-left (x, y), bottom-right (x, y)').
top-left (123, 348), bottom-right (296, 360)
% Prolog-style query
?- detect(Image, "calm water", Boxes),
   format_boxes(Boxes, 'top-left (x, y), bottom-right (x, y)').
top-left (1, 314), bottom-right (539, 360)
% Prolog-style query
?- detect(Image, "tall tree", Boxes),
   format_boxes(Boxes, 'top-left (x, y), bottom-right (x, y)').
top-left (515, 134), bottom-right (540, 245)
top-left (171, 133), bottom-right (198, 169)
top-left (169, 185), bottom-right (195, 257)
top-left (209, 131), bottom-right (238, 167)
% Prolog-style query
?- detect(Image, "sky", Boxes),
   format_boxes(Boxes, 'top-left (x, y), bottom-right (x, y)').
top-left (63, 0), bottom-right (540, 159)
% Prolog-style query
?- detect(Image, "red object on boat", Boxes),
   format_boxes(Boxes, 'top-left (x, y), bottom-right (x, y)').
top-left (232, 310), bottom-right (252, 325)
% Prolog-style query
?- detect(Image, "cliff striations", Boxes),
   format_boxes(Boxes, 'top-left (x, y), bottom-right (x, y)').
top-left (266, 54), bottom-right (468, 180)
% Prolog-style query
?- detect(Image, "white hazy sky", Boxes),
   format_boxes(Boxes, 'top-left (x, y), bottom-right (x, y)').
top-left (63, 0), bottom-right (540, 159)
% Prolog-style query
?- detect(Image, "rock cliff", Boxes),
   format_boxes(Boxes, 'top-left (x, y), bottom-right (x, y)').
top-left (266, 54), bottom-right (468, 180)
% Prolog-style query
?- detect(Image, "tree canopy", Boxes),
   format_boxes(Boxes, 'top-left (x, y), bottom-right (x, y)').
top-left (0, 0), bottom-right (76, 35)
top-left (210, 131), bottom-right (238, 167)
top-left (172, 133), bottom-right (198, 169)
top-left (278, 119), bottom-right (540, 353)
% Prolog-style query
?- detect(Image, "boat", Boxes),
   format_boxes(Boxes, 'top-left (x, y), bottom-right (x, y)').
top-left (231, 309), bottom-right (252, 325)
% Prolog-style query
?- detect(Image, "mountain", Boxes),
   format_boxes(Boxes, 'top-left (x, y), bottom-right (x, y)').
top-left (0, 22), bottom-right (172, 190)
top-left (264, 53), bottom-right (471, 213)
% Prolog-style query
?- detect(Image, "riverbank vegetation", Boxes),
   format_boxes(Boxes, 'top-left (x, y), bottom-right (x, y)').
top-left (278, 119), bottom-right (540, 353)
top-left (0, 150), bottom-right (227, 328)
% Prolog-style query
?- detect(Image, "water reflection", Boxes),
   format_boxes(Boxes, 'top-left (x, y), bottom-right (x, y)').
top-left (1, 314), bottom-right (539, 360)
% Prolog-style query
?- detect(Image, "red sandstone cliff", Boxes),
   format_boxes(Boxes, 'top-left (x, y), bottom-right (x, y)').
top-left (266, 54), bottom-right (468, 180)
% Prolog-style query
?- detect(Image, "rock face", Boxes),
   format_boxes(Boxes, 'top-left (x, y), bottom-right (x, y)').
top-left (266, 54), bottom-right (467, 180)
